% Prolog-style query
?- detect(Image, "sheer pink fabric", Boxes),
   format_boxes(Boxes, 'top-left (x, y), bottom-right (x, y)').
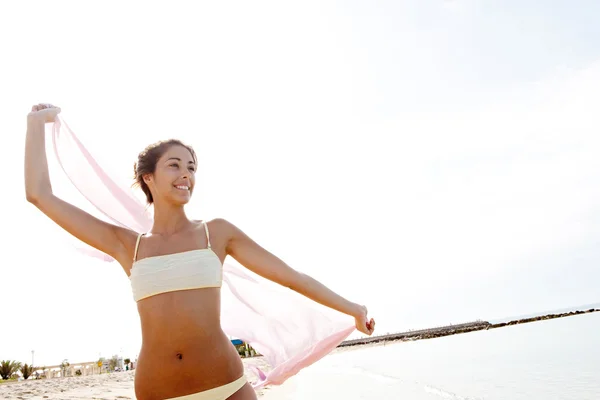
top-left (49, 116), bottom-right (355, 388)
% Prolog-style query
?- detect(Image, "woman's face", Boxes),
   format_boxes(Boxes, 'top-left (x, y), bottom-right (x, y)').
top-left (144, 145), bottom-right (196, 206)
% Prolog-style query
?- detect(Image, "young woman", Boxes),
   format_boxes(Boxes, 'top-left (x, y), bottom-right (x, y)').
top-left (24, 103), bottom-right (375, 400)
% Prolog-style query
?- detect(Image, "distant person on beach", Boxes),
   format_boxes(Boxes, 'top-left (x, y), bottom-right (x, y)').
top-left (24, 103), bottom-right (375, 400)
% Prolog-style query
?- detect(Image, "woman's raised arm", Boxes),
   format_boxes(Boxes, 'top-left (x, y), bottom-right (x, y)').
top-left (221, 218), bottom-right (376, 335)
top-left (24, 104), bottom-right (135, 265)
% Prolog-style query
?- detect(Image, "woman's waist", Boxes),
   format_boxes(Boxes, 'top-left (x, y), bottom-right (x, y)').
top-left (137, 329), bottom-right (241, 376)
top-left (135, 333), bottom-right (244, 398)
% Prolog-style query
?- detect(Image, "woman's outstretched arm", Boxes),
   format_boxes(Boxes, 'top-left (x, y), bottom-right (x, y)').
top-left (220, 218), bottom-right (376, 335)
top-left (24, 104), bottom-right (135, 265)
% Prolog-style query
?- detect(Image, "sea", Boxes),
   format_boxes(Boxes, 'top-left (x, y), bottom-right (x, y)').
top-left (262, 311), bottom-right (600, 399)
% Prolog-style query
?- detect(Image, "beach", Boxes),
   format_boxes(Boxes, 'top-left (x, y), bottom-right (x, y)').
top-left (2, 311), bottom-right (599, 400)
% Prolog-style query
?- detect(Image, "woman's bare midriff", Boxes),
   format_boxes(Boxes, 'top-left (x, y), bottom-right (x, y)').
top-left (133, 288), bottom-right (245, 400)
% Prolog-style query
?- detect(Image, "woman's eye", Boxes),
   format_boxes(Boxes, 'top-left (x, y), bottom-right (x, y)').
top-left (170, 163), bottom-right (179, 168)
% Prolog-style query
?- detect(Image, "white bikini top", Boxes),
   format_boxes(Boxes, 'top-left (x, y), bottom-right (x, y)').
top-left (129, 222), bottom-right (223, 302)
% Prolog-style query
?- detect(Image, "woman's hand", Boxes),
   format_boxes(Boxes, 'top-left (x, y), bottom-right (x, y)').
top-left (28, 103), bottom-right (61, 124)
top-left (353, 304), bottom-right (375, 335)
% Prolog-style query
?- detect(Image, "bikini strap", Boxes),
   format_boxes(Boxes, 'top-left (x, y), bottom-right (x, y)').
top-left (203, 221), bottom-right (212, 249)
top-left (133, 233), bottom-right (145, 261)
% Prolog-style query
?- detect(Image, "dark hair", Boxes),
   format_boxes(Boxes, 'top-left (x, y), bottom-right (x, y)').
top-left (133, 139), bottom-right (197, 204)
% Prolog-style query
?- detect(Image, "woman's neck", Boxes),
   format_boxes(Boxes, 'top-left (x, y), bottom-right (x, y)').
top-left (150, 202), bottom-right (192, 236)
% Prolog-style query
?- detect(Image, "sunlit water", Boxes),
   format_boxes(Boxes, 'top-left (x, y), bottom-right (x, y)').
top-left (263, 312), bottom-right (600, 399)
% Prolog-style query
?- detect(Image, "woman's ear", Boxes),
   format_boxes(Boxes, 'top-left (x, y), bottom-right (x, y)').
top-left (143, 174), bottom-right (153, 185)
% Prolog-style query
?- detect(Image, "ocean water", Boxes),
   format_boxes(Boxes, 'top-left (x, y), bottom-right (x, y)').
top-left (262, 312), bottom-right (600, 399)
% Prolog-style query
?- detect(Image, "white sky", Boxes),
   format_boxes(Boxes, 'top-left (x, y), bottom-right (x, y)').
top-left (1, 0), bottom-right (599, 367)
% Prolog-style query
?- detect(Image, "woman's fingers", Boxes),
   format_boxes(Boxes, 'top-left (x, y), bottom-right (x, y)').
top-left (31, 103), bottom-right (56, 112)
top-left (28, 104), bottom-right (61, 123)
top-left (363, 318), bottom-right (375, 335)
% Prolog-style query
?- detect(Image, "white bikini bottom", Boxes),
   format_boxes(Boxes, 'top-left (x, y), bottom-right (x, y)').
top-left (166, 375), bottom-right (247, 400)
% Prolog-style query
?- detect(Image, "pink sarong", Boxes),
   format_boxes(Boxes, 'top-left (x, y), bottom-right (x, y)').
top-left (48, 116), bottom-right (355, 388)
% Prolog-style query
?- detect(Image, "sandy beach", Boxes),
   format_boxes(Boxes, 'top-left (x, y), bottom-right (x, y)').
top-left (0, 357), bottom-right (273, 400)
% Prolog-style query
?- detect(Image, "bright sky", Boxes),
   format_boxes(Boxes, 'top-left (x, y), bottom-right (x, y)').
top-left (2, 1), bottom-right (599, 367)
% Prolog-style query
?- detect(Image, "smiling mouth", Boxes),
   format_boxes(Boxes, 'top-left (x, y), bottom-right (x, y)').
top-left (174, 185), bottom-right (190, 191)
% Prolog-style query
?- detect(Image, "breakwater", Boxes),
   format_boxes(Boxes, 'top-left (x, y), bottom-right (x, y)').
top-left (339, 308), bottom-right (600, 347)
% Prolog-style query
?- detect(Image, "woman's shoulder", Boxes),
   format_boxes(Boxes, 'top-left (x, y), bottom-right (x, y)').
top-left (193, 218), bottom-right (238, 237)
top-left (193, 217), bottom-right (233, 228)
